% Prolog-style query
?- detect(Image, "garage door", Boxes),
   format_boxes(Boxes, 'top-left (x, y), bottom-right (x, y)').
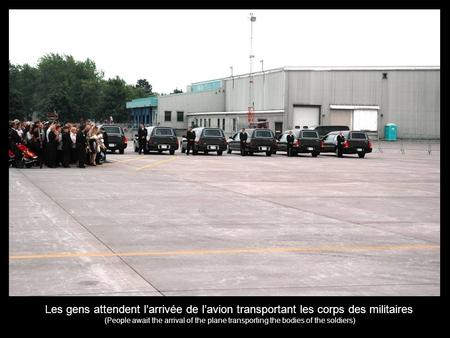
top-left (330, 109), bottom-right (352, 128)
top-left (293, 106), bottom-right (320, 129)
top-left (353, 110), bottom-right (378, 132)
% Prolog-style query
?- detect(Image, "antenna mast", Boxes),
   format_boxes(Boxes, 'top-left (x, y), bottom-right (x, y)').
top-left (247, 12), bottom-right (256, 126)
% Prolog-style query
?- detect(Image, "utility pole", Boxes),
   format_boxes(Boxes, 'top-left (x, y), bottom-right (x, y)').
top-left (248, 12), bottom-right (256, 126)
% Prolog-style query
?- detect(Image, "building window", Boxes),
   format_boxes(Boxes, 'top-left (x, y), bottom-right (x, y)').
top-left (208, 118), bottom-right (211, 127)
top-left (232, 118), bottom-right (236, 132)
top-left (222, 119), bottom-right (225, 131)
top-left (217, 118), bottom-right (220, 129)
top-left (177, 111), bottom-right (184, 122)
top-left (204, 119), bottom-right (207, 127)
top-left (200, 119), bottom-right (203, 127)
top-left (164, 111), bottom-right (171, 122)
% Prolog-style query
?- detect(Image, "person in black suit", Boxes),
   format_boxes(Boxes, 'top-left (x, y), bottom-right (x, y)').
top-left (101, 127), bottom-right (109, 162)
top-left (46, 125), bottom-right (58, 168)
top-left (137, 123), bottom-right (147, 155)
top-left (286, 130), bottom-right (295, 157)
top-left (336, 132), bottom-right (345, 158)
top-left (239, 128), bottom-right (248, 156)
top-left (186, 127), bottom-right (196, 156)
top-left (61, 126), bottom-right (72, 167)
top-left (76, 125), bottom-right (88, 168)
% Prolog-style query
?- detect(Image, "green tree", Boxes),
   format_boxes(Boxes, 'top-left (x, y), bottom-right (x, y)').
top-left (136, 79), bottom-right (153, 95)
top-left (97, 77), bottom-right (130, 123)
top-left (9, 53), bottom-right (155, 123)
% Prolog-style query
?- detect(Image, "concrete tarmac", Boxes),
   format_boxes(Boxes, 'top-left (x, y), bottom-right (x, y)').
top-left (9, 142), bottom-right (440, 296)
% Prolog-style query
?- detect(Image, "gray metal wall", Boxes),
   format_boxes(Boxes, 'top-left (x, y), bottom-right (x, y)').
top-left (157, 90), bottom-right (225, 130)
top-left (286, 70), bottom-right (440, 139)
top-left (156, 68), bottom-right (439, 139)
top-left (223, 71), bottom-right (285, 111)
top-left (384, 70), bottom-right (440, 138)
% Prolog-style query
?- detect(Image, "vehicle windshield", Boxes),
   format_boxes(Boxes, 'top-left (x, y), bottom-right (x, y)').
top-left (351, 132), bottom-right (367, 139)
top-left (254, 130), bottom-right (273, 138)
top-left (203, 129), bottom-right (222, 137)
top-left (155, 128), bottom-right (174, 136)
top-left (102, 126), bottom-right (121, 134)
top-left (301, 131), bottom-right (319, 138)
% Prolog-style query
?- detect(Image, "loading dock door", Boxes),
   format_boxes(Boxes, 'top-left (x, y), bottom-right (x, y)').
top-left (293, 106), bottom-right (320, 128)
top-left (330, 109), bottom-right (352, 128)
top-left (353, 110), bottom-right (378, 131)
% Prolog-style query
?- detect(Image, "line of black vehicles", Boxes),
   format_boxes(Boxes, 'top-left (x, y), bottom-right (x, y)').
top-left (123, 125), bottom-right (372, 158)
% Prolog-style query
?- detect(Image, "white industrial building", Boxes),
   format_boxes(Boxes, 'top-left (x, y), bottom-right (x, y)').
top-left (155, 66), bottom-right (440, 139)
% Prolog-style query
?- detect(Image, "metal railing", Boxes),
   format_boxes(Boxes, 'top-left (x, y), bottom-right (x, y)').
top-left (369, 138), bottom-right (440, 156)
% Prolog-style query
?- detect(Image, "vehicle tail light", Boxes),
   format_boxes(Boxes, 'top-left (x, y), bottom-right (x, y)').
top-left (122, 136), bottom-right (127, 143)
top-left (148, 137), bottom-right (154, 144)
top-left (368, 141), bottom-right (372, 149)
top-left (320, 140), bottom-right (324, 149)
top-left (343, 140), bottom-right (349, 148)
top-left (175, 138), bottom-right (179, 146)
top-left (294, 139), bottom-right (300, 147)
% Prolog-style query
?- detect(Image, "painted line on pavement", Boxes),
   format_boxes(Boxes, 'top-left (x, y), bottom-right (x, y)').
top-left (135, 157), bottom-right (178, 170)
top-left (9, 243), bottom-right (439, 261)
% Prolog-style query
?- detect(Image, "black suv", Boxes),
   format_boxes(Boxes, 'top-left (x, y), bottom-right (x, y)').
top-left (321, 130), bottom-right (373, 158)
top-left (181, 127), bottom-right (227, 155)
top-left (99, 124), bottom-right (128, 154)
top-left (277, 129), bottom-right (321, 157)
top-left (144, 126), bottom-right (179, 155)
top-left (227, 129), bottom-right (278, 156)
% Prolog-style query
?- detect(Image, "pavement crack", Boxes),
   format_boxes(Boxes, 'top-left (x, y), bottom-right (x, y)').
top-left (14, 170), bottom-right (165, 297)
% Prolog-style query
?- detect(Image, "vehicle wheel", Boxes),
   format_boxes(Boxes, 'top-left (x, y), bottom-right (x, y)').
top-left (311, 151), bottom-right (319, 157)
top-left (111, 150), bottom-right (116, 154)
top-left (169, 150), bottom-right (175, 155)
top-left (266, 151), bottom-right (271, 156)
top-left (227, 148), bottom-right (232, 154)
top-left (181, 148), bottom-right (185, 153)
top-left (25, 163), bottom-right (33, 168)
top-left (272, 151), bottom-right (277, 155)
top-left (193, 149), bottom-right (198, 155)
top-left (119, 149), bottom-right (124, 154)
top-left (358, 152), bottom-right (365, 158)
top-left (217, 150), bottom-right (223, 156)
top-left (158, 150), bottom-right (162, 154)
top-left (205, 150), bottom-right (209, 155)
top-left (248, 151), bottom-right (253, 156)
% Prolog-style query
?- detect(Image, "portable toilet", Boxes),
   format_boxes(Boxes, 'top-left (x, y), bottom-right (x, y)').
top-left (384, 123), bottom-right (398, 141)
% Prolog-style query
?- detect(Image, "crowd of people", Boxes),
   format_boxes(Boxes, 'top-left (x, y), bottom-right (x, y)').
top-left (8, 119), bottom-right (110, 169)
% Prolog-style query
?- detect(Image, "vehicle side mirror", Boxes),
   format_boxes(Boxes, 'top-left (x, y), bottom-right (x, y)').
top-left (135, 134), bottom-right (138, 137)
top-left (182, 135), bottom-right (186, 138)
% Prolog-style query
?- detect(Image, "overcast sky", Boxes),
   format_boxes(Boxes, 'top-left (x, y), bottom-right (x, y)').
top-left (9, 10), bottom-right (440, 94)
